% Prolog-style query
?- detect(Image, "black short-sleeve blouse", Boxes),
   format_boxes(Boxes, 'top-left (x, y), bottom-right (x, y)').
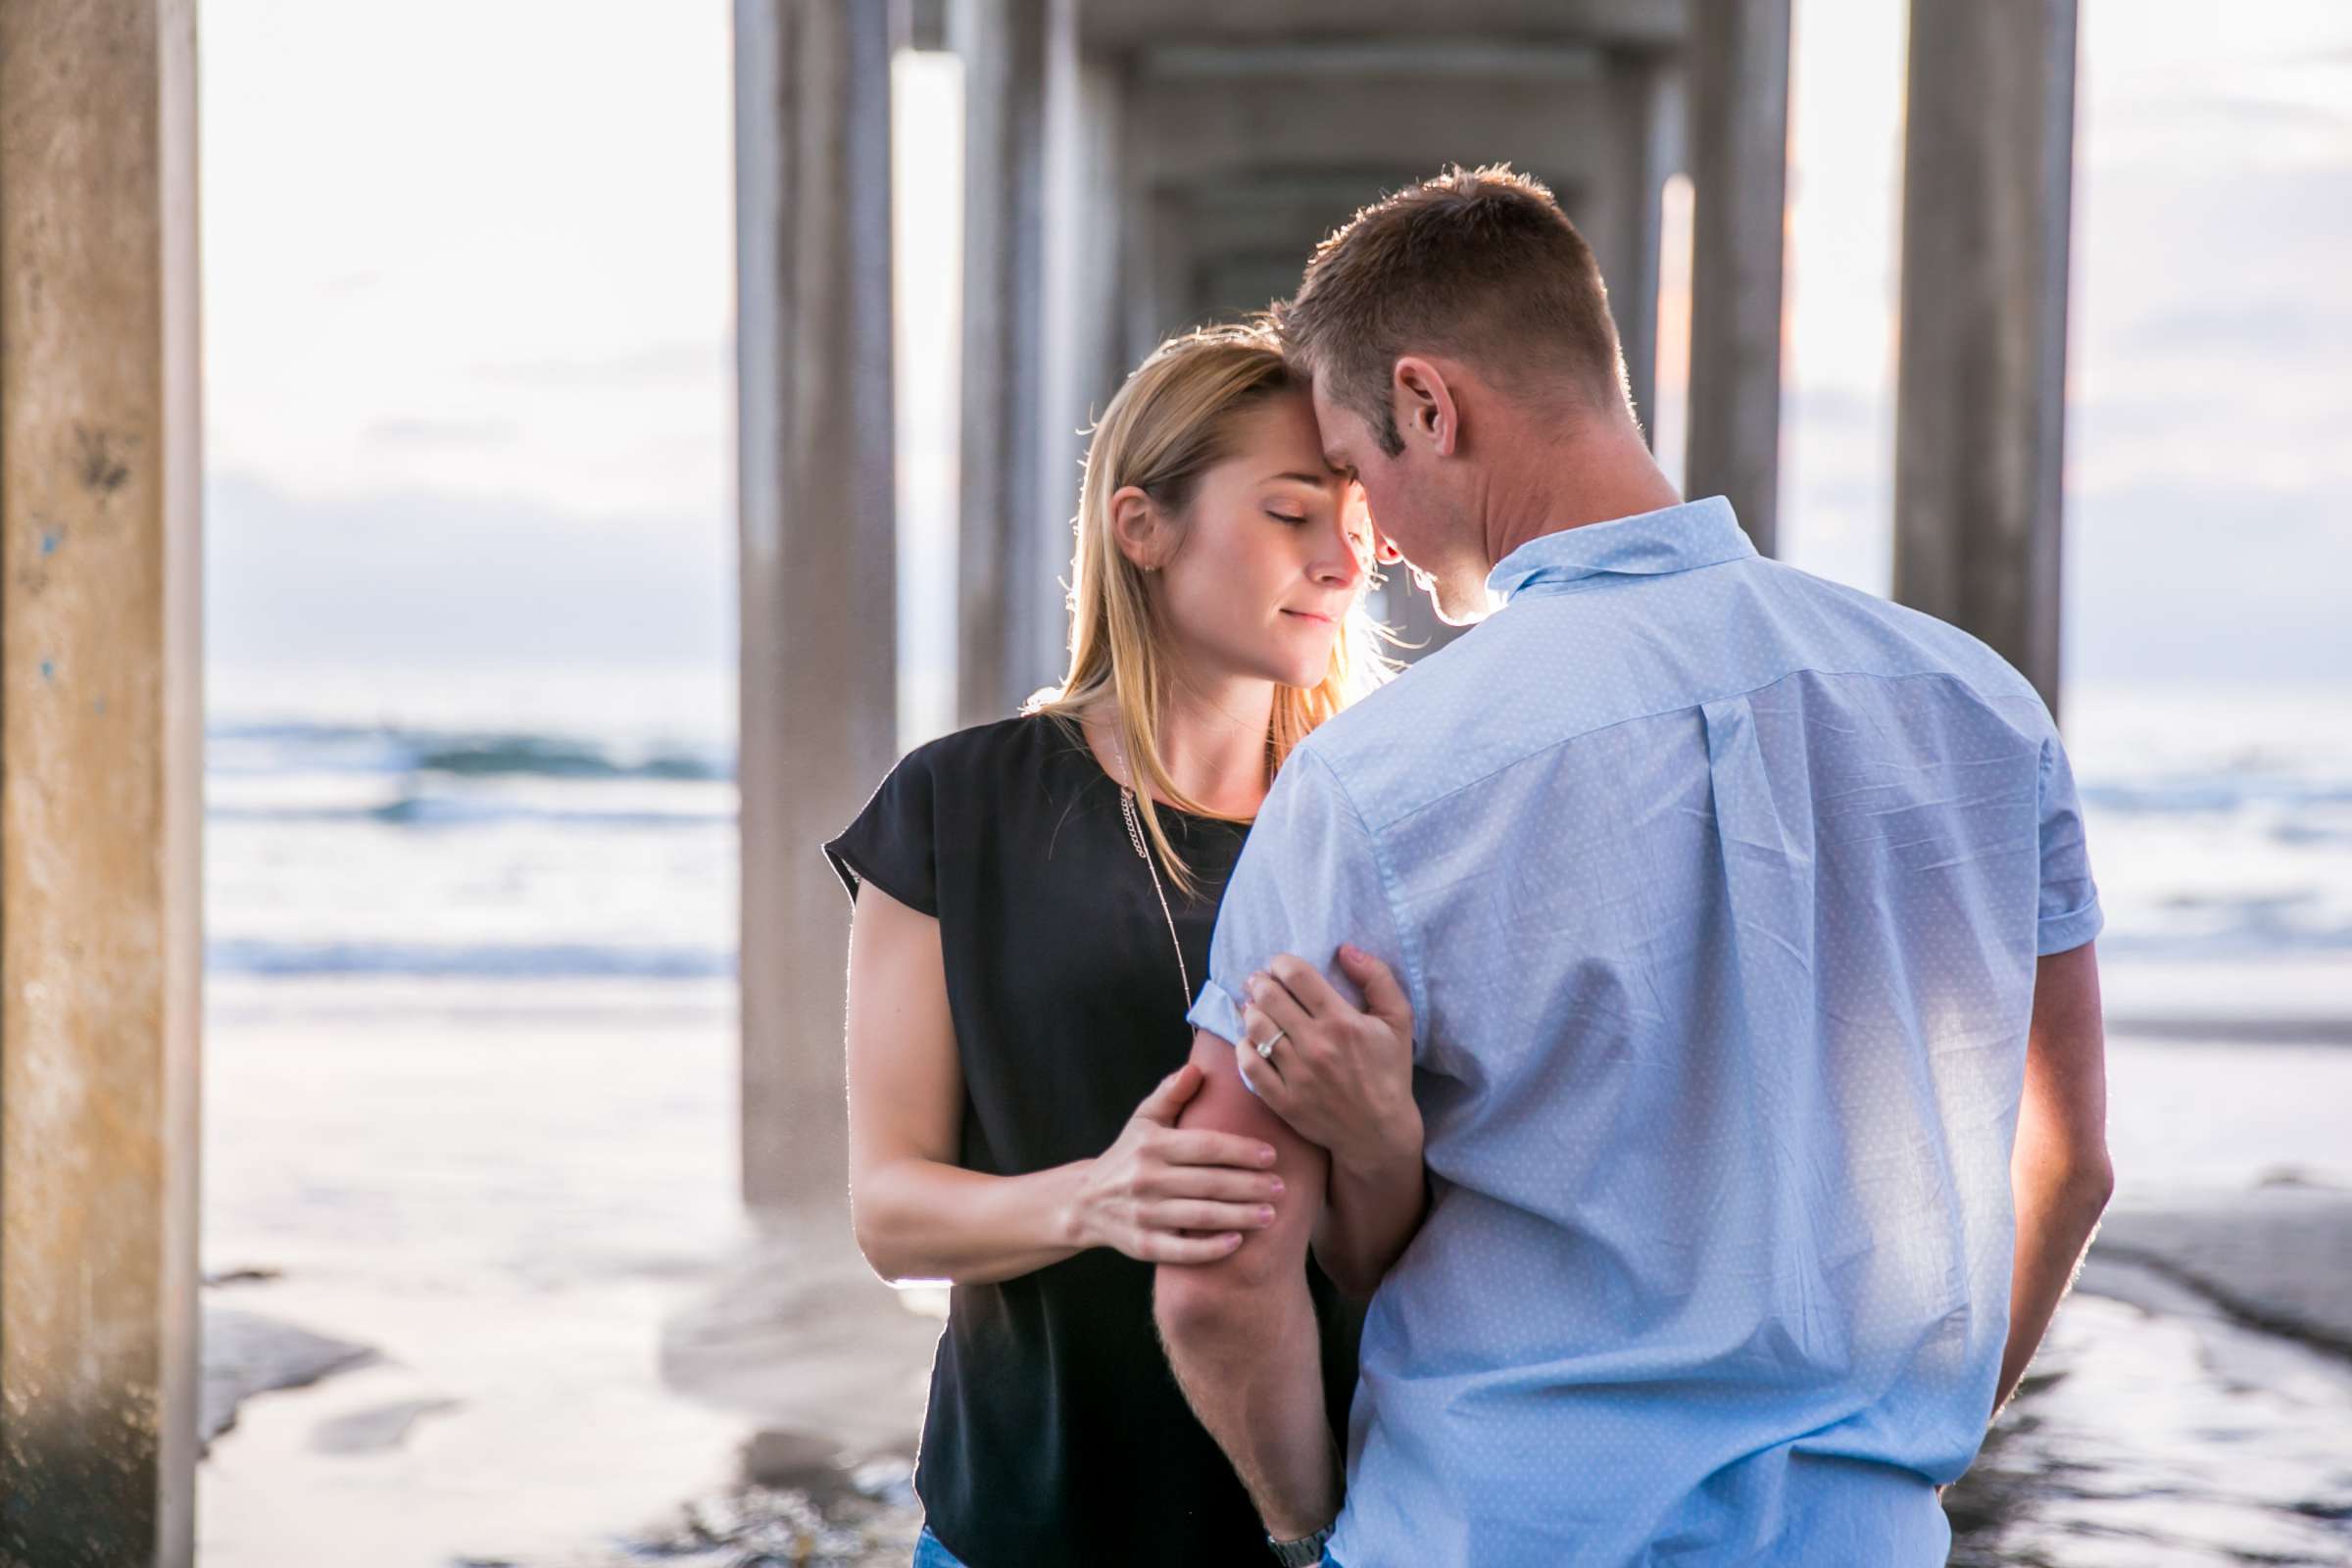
top-left (824, 713), bottom-right (1359, 1568)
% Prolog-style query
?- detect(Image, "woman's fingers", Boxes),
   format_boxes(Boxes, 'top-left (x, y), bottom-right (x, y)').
top-left (1130, 1061), bottom-right (1203, 1125)
top-left (1144, 1230), bottom-right (1247, 1265)
top-left (1237, 1038), bottom-right (1292, 1112)
top-left (1337, 944), bottom-right (1413, 1029)
top-left (1152, 1166), bottom-right (1284, 1204)
top-left (1157, 1128), bottom-right (1279, 1169)
top-left (1150, 1199), bottom-right (1278, 1234)
top-left (1241, 988), bottom-right (1314, 1060)
top-left (1263, 954), bottom-right (1345, 1019)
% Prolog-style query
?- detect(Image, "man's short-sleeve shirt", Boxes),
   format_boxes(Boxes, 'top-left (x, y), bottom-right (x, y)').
top-left (1187, 496), bottom-right (2100, 1567)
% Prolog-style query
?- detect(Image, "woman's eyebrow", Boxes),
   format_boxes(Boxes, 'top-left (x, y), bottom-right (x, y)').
top-left (1265, 469), bottom-right (1341, 487)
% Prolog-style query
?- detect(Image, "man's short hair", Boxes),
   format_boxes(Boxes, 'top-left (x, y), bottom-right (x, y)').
top-left (1275, 165), bottom-right (1628, 457)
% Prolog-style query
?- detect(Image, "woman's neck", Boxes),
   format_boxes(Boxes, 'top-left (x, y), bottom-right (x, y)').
top-left (1086, 671), bottom-right (1277, 819)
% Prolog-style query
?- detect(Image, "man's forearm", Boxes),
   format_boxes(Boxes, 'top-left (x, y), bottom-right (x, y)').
top-left (1155, 1028), bottom-right (1342, 1544)
top-left (1993, 1157), bottom-right (2114, 1416)
top-left (1158, 1264), bottom-right (1340, 1541)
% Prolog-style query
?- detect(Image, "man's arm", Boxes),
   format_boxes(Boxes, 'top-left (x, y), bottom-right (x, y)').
top-left (1237, 948), bottom-right (1429, 1297)
top-left (1153, 1027), bottom-right (1341, 1544)
top-left (1994, 939), bottom-right (2114, 1417)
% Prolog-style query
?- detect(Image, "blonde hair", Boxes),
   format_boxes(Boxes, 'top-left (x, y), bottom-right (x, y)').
top-left (1028, 321), bottom-right (1396, 896)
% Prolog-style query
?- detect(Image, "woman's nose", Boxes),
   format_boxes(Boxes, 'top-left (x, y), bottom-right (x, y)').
top-left (1312, 516), bottom-right (1367, 589)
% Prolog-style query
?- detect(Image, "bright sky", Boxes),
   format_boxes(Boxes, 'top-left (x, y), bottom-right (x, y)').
top-left (198, 0), bottom-right (2352, 709)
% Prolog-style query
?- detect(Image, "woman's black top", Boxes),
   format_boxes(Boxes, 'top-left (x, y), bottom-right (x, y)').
top-left (824, 713), bottom-right (1359, 1568)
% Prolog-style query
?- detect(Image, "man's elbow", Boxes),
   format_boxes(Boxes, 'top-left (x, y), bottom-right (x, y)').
top-left (2072, 1150), bottom-right (2117, 1213)
top-left (2028, 1143), bottom-right (2116, 1224)
top-left (1154, 1240), bottom-right (1286, 1356)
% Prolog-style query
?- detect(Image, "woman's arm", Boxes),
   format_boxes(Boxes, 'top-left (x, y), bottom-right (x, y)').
top-left (846, 883), bottom-right (1289, 1285)
top-left (1313, 1127), bottom-right (1429, 1300)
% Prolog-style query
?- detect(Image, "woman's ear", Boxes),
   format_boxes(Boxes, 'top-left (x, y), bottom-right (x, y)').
top-left (1108, 484), bottom-right (1166, 571)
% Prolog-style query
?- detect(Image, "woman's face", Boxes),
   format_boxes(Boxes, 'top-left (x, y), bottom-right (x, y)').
top-left (1141, 391), bottom-right (1371, 690)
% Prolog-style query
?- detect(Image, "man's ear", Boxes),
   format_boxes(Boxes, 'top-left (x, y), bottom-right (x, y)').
top-left (1108, 484), bottom-right (1167, 571)
top-left (1393, 356), bottom-right (1460, 458)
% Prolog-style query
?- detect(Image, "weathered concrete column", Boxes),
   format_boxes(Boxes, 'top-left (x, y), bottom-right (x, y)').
top-left (1683, 0), bottom-right (1790, 558)
top-left (1610, 52), bottom-right (1683, 449)
top-left (1036, 17), bottom-right (1125, 593)
top-left (0, 1), bottom-right (204, 1563)
top-left (954, 0), bottom-right (1054, 725)
top-left (735, 0), bottom-right (898, 1221)
top-left (1893, 0), bottom-right (2078, 715)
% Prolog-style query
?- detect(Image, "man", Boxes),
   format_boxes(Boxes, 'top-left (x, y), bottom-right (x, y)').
top-left (1152, 167), bottom-right (2113, 1566)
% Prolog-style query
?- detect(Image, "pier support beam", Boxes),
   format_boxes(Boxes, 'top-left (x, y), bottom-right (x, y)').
top-left (954, 0), bottom-right (1058, 724)
top-left (1611, 53), bottom-right (1682, 448)
top-left (0, 1), bottom-right (205, 1562)
top-left (1893, 0), bottom-right (2078, 715)
top-left (735, 0), bottom-right (899, 1222)
top-left (1683, 0), bottom-right (1790, 558)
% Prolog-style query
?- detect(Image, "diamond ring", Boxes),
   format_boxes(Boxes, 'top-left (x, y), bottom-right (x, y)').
top-left (1254, 1028), bottom-right (1286, 1060)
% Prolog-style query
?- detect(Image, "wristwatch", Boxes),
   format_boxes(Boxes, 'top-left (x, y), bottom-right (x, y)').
top-left (1266, 1522), bottom-right (1336, 1566)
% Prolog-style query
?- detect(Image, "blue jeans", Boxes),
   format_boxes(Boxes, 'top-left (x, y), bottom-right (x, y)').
top-left (912, 1525), bottom-right (971, 1568)
top-left (917, 1522), bottom-right (1338, 1567)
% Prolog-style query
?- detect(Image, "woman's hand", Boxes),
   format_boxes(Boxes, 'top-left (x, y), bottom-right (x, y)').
top-left (1235, 945), bottom-right (1421, 1176)
top-left (1073, 1063), bottom-right (1288, 1264)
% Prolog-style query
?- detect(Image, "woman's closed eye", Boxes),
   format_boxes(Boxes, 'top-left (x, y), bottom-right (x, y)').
top-left (1264, 508), bottom-right (1308, 525)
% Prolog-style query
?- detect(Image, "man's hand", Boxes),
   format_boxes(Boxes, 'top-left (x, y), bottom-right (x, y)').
top-left (1236, 946), bottom-right (1420, 1175)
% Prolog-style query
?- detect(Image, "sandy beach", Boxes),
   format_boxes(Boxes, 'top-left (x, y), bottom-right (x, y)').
top-left (193, 962), bottom-right (2352, 1568)
top-left (1940, 977), bottom-right (2352, 1566)
top-left (197, 978), bottom-right (788, 1567)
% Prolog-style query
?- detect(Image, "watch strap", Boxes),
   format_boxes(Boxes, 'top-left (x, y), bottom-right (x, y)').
top-left (1266, 1522), bottom-right (1336, 1566)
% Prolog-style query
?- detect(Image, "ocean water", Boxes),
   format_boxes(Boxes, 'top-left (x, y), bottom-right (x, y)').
top-left (203, 668), bottom-right (2352, 1012)
top-left (206, 663), bottom-right (739, 999)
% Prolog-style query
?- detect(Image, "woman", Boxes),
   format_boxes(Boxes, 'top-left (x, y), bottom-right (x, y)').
top-left (824, 323), bottom-right (1417, 1566)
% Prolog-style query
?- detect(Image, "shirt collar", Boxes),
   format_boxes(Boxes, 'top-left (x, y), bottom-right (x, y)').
top-left (1485, 495), bottom-right (1755, 604)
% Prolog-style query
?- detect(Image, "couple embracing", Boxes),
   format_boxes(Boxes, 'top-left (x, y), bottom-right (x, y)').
top-left (825, 167), bottom-right (2111, 1568)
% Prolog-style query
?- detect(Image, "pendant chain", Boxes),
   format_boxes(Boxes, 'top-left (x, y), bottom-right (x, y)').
top-left (1107, 732), bottom-right (1193, 1007)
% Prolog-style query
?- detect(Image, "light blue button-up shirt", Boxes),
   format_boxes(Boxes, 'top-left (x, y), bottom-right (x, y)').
top-left (1188, 497), bottom-right (2101, 1567)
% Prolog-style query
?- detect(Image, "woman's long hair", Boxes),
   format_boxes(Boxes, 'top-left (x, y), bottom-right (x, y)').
top-left (1028, 321), bottom-right (1396, 896)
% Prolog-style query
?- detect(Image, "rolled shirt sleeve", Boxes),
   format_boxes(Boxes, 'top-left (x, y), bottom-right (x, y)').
top-left (1187, 746), bottom-right (1420, 1058)
top-left (2034, 730), bottom-right (2104, 956)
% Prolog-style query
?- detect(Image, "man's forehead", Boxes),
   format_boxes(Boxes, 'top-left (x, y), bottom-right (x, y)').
top-left (1305, 382), bottom-right (1360, 458)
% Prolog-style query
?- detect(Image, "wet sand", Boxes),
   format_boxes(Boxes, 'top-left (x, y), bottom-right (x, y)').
top-left (1947, 1254), bottom-right (2352, 1567)
top-left (197, 978), bottom-right (838, 1567)
top-left (1942, 1020), bottom-right (2352, 1565)
top-left (198, 981), bottom-right (2352, 1567)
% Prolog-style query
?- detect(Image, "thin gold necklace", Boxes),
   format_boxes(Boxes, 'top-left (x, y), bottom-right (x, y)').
top-left (1105, 730), bottom-right (1193, 1007)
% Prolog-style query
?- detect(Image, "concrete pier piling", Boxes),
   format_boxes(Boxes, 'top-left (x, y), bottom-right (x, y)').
top-left (0, 1), bottom-right (205, 1562)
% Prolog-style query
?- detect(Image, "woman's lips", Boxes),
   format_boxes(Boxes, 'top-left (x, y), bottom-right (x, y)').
top-left (1282, 609), bottom-right (1337, 626)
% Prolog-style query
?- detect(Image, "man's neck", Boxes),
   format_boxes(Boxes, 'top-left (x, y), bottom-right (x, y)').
top-left (1480, 416), bottom-right (1684, 572)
